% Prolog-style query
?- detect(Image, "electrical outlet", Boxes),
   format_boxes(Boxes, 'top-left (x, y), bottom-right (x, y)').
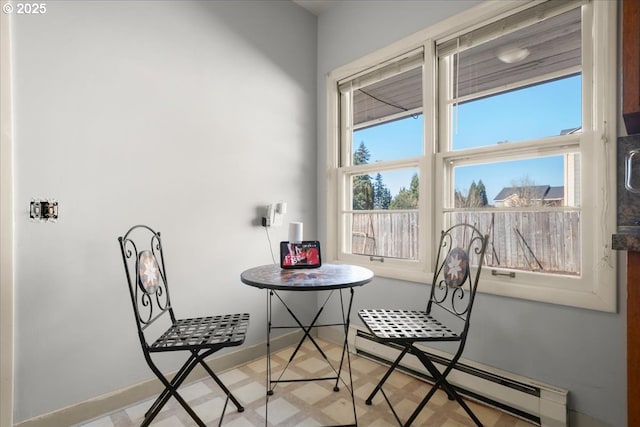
top-left (30, 199), bottom-right (58, 223)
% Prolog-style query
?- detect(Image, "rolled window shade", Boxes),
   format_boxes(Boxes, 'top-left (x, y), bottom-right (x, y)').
top-left (439, 0), bottom-right (583, 100)
top-left (352, 67), bottom-right (422, 127)
top-left (338, 48), bottom-right (423, 93)
top-left (339, 49), bottom-right (424, 128)
top-left (437, 0), bottom-right (586, 57)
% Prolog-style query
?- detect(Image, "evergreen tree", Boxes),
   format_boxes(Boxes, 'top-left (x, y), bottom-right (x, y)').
top-left (390, 187), bottom-right (411, 209)
top-left (373, 173), bottom-right (392, 209)
top-left (476, 179), bottom-right (489, 206)
top-left (390, 173), bottom-right (419, 209)
top-left (353, 141), bottom-right (370, 165)
top-left (455, 179), bottom-right (488, 207)
top-left (352, 141), bottom-right (373, 210)
top-left (384, 187), bottom-right (392, 208)
top-left (409, 173), bottom-right (419, 200)
top-left (467, 181), bottom-right (479, 207)
top-left (353, 177), bottom-right (374, 210)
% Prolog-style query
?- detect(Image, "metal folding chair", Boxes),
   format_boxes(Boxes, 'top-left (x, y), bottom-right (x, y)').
top-left (118, 224), bottom-right (250, 427)
top-left (358, 223), bottom-right (488, 426)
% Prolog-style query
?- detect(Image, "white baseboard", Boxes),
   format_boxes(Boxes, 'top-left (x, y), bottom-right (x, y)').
top-left (15, 331), bottom-right (304, 427)
top-left (348, 324), bottom-right (568, 427)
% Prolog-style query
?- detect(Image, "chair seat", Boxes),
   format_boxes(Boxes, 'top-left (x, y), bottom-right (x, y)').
top-left (150, 313), bottom-right (250, 352)
top-left (359, 309), bottom-right (459, 341)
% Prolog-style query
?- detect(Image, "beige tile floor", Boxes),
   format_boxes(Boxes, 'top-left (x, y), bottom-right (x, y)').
top-left (77, 339), bottom-right (536, 426)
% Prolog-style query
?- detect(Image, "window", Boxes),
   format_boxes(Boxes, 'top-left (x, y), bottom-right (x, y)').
top-left (327, 0), bottom-right (617, 311)
top-left (439, 4), bottom-right (583, 280)
top-left (337, 52), bottom-right (425, 271)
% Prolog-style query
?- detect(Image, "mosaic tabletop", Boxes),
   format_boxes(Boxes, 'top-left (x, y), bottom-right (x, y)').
top-left (240, 263), bottom-right (374, 291)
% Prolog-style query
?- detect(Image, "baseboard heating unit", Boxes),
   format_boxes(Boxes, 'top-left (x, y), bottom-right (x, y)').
top-left (350, 326), bottom-right (568, 427)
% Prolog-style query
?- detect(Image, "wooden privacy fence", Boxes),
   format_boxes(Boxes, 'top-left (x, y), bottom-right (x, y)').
top-left (352, 212), bottom-right (419, 261)
top-left (351, 210), bottom-right (581, 275)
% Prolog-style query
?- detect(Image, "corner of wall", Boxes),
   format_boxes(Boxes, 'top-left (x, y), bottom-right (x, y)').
top-left (0, 9), bottom-right (15, 427)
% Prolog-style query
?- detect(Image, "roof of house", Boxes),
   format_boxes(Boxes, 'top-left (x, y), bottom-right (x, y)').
top-left (560, 127), bottom-right (582, 135)
top-left (545, 186), bottom-right (564, 200)
top-left (493, 185), bottom-right (564, 202)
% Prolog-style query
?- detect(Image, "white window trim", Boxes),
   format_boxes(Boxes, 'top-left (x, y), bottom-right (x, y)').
top-left (325, 0), bottom-right (617, 312)
top-left (0, 9), bottom-right (14, 427)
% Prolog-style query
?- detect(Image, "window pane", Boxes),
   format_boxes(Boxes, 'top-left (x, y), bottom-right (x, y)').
top-left (452, 76), bottom-right (582, 150)
top-left (445, 7), bottom-right (582, 99)
top-left (448, 155), bottom-right (581, 276)
top-left (348, 211), bottom-right (419, 260)
top-left (452, 155), bottom-right (579, 208)
top-left (440, 7), bottom-right (583, 150)
top-left (353, 115), bottom-right (423, 162)
top-left (350, 169), bottom-right (419, 211)
top-left (445, 211), bottom-right (580, 276)
top-left (348, 168), bottom-right (419, 261)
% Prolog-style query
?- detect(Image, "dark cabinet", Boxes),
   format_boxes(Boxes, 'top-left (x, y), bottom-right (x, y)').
top-left (624, 0), bottom-right (640, 134)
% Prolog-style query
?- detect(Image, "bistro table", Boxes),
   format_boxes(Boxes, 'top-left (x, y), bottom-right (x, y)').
top-left (241, 263), bottom-right (374, 427)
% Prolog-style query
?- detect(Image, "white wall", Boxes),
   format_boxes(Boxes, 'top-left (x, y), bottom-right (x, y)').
top-left (11, 1), bottom-right (317, 422)
top-left (316, 2), bottom-right (625, 427)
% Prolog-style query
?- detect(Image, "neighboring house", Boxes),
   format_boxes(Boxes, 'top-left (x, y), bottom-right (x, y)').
top-left (560, 127), bottom-right (582, 135)
top-left (493, 185), bottom-right (565, 207)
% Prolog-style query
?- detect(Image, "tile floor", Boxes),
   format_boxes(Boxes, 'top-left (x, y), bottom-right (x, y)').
top-left (77, 339), bottom-right (536, 426)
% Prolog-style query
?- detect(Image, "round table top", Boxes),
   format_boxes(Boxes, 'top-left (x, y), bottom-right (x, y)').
top-left (240, 263), bottom-right (374, 291)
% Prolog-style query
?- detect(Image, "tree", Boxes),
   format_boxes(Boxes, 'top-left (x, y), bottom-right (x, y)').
top-left (409, 173), bottom-right (419, 200)
top-left (352, 141), bottom-right (373, 210)
top-left (467, 181), bottom-right (479, 207)
top-left (455, 189), bottom-right (467, 207)
top-left (373, 173), bottom-right (392, 209)
top-left (455, 179), bottom-right (489, 207)
top-left (509, 176), bottom-right (538, 207)
top-left (476, 180), bottom-right (489, 206)
top-left (353, 141), bottom-right (370, 165)
top-left (390, 173), bottom-right (419, 209)
top-left (353, 177), bottom-right (374, 210)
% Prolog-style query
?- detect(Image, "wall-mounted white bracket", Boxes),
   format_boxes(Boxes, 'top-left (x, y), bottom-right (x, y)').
top-left (262, 201), bottom-right (286, 227)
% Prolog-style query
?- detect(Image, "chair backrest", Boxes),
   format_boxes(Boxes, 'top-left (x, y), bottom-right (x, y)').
top-left (426, 223), bottom-right (488, 342)
top-left (118, 225), bottom-right (175, 348)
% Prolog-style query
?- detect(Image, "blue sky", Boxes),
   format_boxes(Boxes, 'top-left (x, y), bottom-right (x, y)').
top-left (352, 75), bottom-right (581, 203)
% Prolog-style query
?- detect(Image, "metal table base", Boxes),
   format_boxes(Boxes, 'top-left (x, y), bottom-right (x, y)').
top-left (265, 288), bottom-right (357, 426)
top-left (240, 264), bottom-right (374, 427)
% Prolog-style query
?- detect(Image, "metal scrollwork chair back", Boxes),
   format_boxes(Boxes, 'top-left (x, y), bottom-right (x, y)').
top-left (118, 224), bottom-right (250, 427)
top-left (358, 223), bottom-right (489, 427)
top-left (427, 223), bottom-right (487, 342)
top-left (120, 225), bottom-right (173, 336)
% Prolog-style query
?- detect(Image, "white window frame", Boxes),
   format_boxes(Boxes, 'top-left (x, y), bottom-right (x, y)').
top-left (335, 48), bottom-right (430, 283)
top-left (325, 0), bottom-right (617, 311)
